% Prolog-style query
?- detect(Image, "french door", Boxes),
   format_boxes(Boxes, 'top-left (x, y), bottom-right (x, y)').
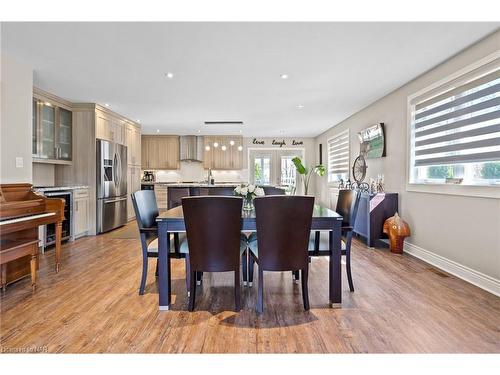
top-left (249, 148), bottom-right (305, 193)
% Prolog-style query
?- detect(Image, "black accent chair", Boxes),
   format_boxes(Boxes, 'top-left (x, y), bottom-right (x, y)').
top-left (180, 196), bottom-right (246, 312)
top-left (248, 195), bottom-right (314, 314)
top-left (131, 190), bottom-right (185, 295)
top-left (309, 189), bottom-right (361, 292)
top-left (262, 186), bottom-right (286, 195)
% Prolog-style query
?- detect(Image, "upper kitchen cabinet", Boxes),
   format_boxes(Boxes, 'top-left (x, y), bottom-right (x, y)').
top-left (32, 88), bottom-right (73, 164)
top-left (95, 110), bottom-right (125, 145)
top-left (203, 135), bottom-right (243, 170)
top-left (125, 123), bottom-right (141, 166)
top-left (141, 135), bottom-right (179, 170)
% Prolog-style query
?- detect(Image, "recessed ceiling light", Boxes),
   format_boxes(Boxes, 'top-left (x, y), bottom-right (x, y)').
top-left (229, 140), bottom-right (235, 146)
top-left (165, 72), bottom-right (174, 79)
top-left (280, 74), bottom-right (289, 79)
top-left (156, 129), bottom-right (160, 133)
top-left (104, 103), bottom-right (110, 107)
top-left (197, 130), bottom-right (201, 133)
top-left (213, 142), bottom-right (219, 148)
top-left (297, 105), bottom-right (304, 109)
top-left (205, 145), bottom-right (210, 151)
top-left (237, 145), bottom-right (243, 151)
top-left (221, 145), bottom-right (227, 151)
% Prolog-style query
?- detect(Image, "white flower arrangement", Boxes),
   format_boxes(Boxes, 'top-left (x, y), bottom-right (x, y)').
top-left (234, 183), bottom-right (264, 200)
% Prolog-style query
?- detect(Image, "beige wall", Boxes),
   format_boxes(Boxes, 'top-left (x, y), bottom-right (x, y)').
top-left (314, 31), bottom-right (500, 283)
top-left (0, 52), bottom-right (33, 183)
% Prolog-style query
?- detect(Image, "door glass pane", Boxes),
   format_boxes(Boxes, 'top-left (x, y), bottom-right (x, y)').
top-left (254, 157), bottom-right (271, 185)
top-left (40, 104), bottom-right (55, 159)
top-left (58, 108), bottom-right (72, 159)
top-left (280, 156), bottom-right (297, 187)
top-left (32, 100), bottom-right (37, 155)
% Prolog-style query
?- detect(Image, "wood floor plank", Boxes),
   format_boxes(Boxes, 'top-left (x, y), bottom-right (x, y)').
top-left (1, 223), bottom-right (499, 353)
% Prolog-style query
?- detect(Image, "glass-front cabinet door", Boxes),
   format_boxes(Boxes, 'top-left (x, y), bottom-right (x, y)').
top-left (32, 99), bottom-right (38, 156)
top-left (40, 103), bottom-right (56, 159)
top-left (32, 95), bottom-right (72, 162)
top-left (57, 108), bottom-right (72, 160)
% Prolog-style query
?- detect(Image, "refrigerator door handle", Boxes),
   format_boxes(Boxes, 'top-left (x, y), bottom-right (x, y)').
top-left (104, 197), bottom-right (127, 204)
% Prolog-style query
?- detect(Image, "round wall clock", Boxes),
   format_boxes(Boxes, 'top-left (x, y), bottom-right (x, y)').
top-left (352, 155), bottom-right (367, 183)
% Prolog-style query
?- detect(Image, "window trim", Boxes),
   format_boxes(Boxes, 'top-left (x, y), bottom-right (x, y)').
top-left (327, 129), bottom-right (350, 186)
top-left (406, 51), bottom-right (500, 199)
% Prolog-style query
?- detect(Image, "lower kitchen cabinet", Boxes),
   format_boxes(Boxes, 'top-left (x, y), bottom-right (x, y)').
top-left (154, 184), bottom-right (168, 210)
top-left (127, 165), bottom-right (142, 220)
top-left (73, 189), bottom-right (90, 238)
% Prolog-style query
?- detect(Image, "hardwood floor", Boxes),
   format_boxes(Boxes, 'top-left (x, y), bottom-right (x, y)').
top-left (1, 222), bottom-right (499, 353)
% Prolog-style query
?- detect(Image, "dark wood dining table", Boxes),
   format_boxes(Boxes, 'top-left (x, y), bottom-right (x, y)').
top-left (156, 204), bottom-right (343, 311)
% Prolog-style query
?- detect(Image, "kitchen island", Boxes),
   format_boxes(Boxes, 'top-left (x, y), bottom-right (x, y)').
top-left (140, 182), bottom-right (241, 210)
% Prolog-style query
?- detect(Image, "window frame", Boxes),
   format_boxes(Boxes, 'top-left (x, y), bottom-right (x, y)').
top-left (406, 51), bottom-right (500, 199)
top-left (327, 129), bottom-right (350, 186)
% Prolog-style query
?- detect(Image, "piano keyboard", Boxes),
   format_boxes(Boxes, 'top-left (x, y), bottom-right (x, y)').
top-left (0, 212), bottom-right (56, 226)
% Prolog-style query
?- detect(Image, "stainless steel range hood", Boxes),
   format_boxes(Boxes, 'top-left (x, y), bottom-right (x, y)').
top-left (179, 135), bottom-right (204, 162)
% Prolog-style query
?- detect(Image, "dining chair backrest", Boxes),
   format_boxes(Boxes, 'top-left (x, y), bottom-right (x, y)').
top-left (336, 189), bottom-right (361, 228)
top-left (263, 186), bottom-right (286, 195)
top-left (182, 196), bottom-right (243, 272)
top-left (254, 195), bottom-right (314, 272)
top-left (131, 190), bottom-right (159, 229)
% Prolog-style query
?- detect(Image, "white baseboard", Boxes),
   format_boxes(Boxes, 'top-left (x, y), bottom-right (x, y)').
top-left (404, 241), bottom-right (500, 297)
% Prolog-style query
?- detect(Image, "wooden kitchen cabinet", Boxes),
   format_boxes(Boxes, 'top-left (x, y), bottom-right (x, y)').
top-left (127, 165), bottom-right (142, 220)
top-left (154, 184), bottom-right (169, 209)
top-left (73, 189), bottom-right (90, 238)
top-left (96, 110), bottom-right (126, 145)
top-left (203, 136), bottom-right (243, 170)
top-left (141, 135), bottom-right (179, 170)
top-left (125, 123), bottom-right (141, 166)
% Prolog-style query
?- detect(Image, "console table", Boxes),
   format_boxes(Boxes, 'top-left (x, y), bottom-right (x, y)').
top-left (353, 192), bottom-right (399, 247)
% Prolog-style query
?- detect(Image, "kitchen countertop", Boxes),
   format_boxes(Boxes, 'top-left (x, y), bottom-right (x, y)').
top-left (141, 182), bottom-right (241, 187)
top-left (34, 185), bottom-right (89, 192)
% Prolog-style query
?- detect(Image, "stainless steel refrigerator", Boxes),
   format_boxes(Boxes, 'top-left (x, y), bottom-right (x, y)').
top-left (96, 139), bottom-right (128, 233)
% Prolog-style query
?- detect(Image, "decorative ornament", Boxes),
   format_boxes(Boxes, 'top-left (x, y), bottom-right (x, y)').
top-left (383, 212), bottom-right (411, 254)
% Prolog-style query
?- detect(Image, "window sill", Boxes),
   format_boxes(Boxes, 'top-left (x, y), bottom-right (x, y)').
top-left (406, 182), bottom-right (500, 199)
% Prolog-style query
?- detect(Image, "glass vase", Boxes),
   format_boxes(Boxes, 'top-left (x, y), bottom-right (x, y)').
top-left (243, 197), bottom-right (254, 211)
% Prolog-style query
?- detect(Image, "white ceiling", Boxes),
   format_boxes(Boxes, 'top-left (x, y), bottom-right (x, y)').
top-left (1, 22), bottom-right (498, 137)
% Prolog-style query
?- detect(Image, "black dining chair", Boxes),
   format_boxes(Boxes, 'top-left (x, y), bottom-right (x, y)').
top-left (309, 189), bottom-right (361, 292)
top-left (180, 196), bottom-right (246, 312)
top-left (262, 186), bottom-right (286, 195)
top-left (131, 190), bottom-right (185, 295)
top-left (247, 195), bottom-right (314, 314)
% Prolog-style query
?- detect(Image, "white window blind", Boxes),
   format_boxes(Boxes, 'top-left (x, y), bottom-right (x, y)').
top-left (328, 130), bottom-right (349, 183)
top-left (410, 57), bottom-right (500, 168)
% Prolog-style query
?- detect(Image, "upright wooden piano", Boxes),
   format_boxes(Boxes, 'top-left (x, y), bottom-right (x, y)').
top-left (0, 183), bottom-right (64, 292)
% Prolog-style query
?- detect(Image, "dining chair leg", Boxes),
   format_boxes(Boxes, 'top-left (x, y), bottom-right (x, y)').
top-left (188, 271), bottom-right (197, 311)
top-left (139, 252), bottom-right (148, 295)
top-left (196, 271), bottom-right (203, 286)
top-left (234, 268), bottom-right (241, 311)
top-left (346, 244), bottom-right (354, 292)
top-left (257, 267), bottom-right (264, 314)
top-left (155, 259), bottom-right (159, 278)
top-left (292, 270), bottom-right (300, 282)
top-left (242, 250), bottom-right (248, 286)
top-left (248, 256), bottom-right (255, 287)
top-left (301, 266), bottom-right (310, 311)
top-left (185, 254), bottom-right (191, 296)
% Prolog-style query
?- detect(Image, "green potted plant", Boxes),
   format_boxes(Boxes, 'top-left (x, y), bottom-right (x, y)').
top-left (292, 157), bottom-right (326, 195)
